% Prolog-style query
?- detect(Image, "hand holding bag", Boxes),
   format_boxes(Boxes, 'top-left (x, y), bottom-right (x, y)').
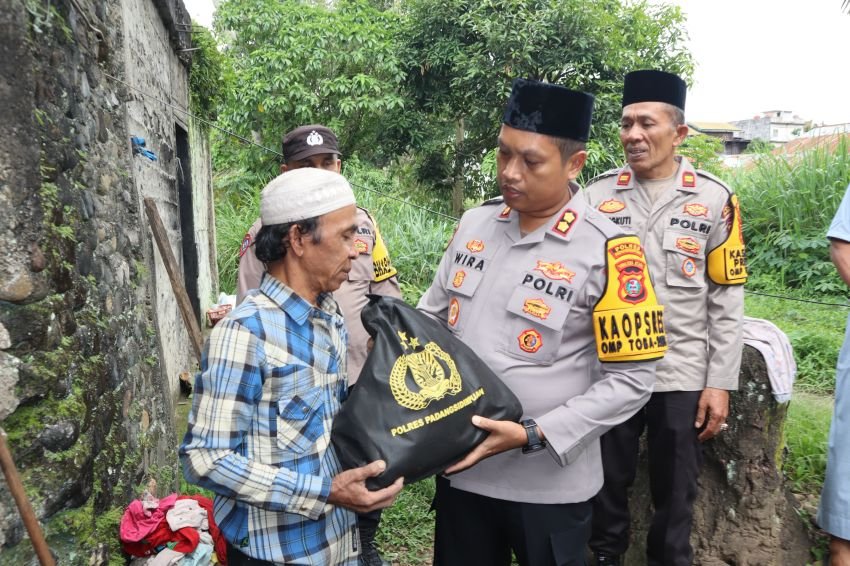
top-left (331, 295), bottom-right (523, 489)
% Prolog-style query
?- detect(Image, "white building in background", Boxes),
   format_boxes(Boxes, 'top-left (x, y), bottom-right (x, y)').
top-left (732, 110), bottom-right (807, 145)
top-left (802, 123), bottom-right (850, 138)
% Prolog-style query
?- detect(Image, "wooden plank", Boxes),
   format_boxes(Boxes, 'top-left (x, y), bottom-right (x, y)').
top-left (0, 429), bottom-right (56, 566)
top-left (144, 197), bottom-right (204, 364)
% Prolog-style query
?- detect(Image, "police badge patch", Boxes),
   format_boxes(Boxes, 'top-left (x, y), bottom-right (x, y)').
top-left (598, 199), bottom-right (626, 214)
top-left (306, 130), bottom-right (324, 146)
top-left (518, 328), bottom-right (543, 353)
top-left (238, 233), bottom-right (252, 257)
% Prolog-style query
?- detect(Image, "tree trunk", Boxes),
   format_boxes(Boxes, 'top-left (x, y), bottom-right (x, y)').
top-left (624, 345), bottom-right (811, 565)
top-left (451, 118), bottom-right (465, 216)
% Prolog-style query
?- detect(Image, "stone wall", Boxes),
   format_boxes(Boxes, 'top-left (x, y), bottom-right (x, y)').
top-left (0, 0), bottom-right (214, 561)
top-left (622, 346), bottom-right (811, 565)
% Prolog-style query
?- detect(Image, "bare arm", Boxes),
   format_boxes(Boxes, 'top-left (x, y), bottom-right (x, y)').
top-left (831, 239), bottom-right (850, 288)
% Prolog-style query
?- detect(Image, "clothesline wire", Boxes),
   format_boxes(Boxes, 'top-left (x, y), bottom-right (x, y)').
top-left (103, 72), bottom-right (459, 222)
top-left (102, 72), bottom-right (849, 310)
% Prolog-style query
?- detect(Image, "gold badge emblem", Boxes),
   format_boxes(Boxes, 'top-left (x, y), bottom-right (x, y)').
top-left (389, 331), bottom-right (463, 410)
top-left (522, 299), bottom-right (551, 320)
top-left (448, 297), bottom-right (460, 326)
top-left (683, 203), bottom-right (709, 217)
top-left (466, 239), bottom-right (485, 253)
top-left (617, 172), bottom-right (631, 186)
top-left (452, 270), bottom-right (466, 288)
top-left (354, 238), bottom-right (368, 254)
top-left (551, 209), bottom-right (577, 237)
top-left (616, 258), bottom-right (648, 304)
top-left (598, 199), bottom-right (626, 214)
top-left (534, 260), bottom-right (575, 282)
top-left (682, 171), bottom-right (696, 188)
top-left (675, 237), bottom-right (700, 254)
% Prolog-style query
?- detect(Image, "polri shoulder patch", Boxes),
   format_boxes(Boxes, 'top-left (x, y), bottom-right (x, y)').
top-left (707, 194), bottom-right (747, 285)
top-left (372, 223), bottom-right (398, 282)
top-left (593, 235), bottom-right (667, 362)
top-left (238, 233), bottom-right (252, 258)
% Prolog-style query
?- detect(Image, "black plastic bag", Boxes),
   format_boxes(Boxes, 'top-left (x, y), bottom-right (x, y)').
top-left (331, 295), bottom-right (523, 490)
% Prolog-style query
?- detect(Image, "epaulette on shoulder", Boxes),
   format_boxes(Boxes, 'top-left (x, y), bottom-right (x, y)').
top-left (481, 196), bottom-right (505, 206)
top-left (696, 169), bottom-right (734, 196)
top-left (583, 206), bottom-right (625, 239)
top-left (357, 205), bottom-right (375, 221)
top-left (586, 168), bottom-right (621, 187)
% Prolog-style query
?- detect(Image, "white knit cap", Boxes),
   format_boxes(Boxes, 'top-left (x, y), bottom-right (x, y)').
top-left (260, 168), bottom-right (355, 224)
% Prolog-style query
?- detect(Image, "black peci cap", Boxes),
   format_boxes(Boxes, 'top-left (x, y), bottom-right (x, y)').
top-left (502, 78), bottom-right (595, 142)
top-left (622, 70), bottom-right (687, 111)
top-left (281, 124), bottom-right (341, 163)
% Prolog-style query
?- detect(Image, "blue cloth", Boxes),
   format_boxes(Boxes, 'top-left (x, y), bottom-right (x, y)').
top-left (818, 183), bottom-right (850, 539)
top-left (180, 274), bottom-right (358, 564)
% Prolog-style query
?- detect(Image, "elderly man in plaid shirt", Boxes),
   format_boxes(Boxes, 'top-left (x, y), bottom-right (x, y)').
top-left (180, 168), bottom-right (403, 565)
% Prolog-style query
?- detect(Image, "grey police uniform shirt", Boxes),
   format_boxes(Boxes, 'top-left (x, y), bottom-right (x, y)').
top-left (236, 207), bottom-right (402, 383)
top-left (417, 191), bottom-right (658, 504)
top-left (584, 157), bottom-right (744, 392)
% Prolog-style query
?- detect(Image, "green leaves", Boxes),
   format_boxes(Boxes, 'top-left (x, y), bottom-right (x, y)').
top-left (215, 0), bottom-right (406, 165)
top-left (399, 0), bottom-right (695, 197)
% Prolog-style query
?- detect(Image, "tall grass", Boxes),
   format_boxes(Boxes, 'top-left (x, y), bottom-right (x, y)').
top-left (744, 292), bottom-right (846, 394)
top-left (784, 392), bottom-right (833, 494)
top-left (733, 136), bottom-right (850, 293)
top-left (212, 158), bottom-right (457, 299)
top-left (214, 183), bottom-right (261, 296)
top-left (341, 158), bottom-right (457, 302)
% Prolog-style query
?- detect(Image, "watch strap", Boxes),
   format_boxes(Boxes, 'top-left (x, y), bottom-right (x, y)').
top-left (521, 418), bottom-right (546, 454)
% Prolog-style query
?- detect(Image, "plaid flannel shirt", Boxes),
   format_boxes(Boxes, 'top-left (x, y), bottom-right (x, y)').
top-left (180, 274), bottom-right (359, 564)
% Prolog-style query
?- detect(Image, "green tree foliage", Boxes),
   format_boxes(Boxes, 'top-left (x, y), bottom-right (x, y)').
top-left (678, 133), bottom-right (725, 177)
top-left (399, 0), bottom-right (694, 201)
top-left (744, 138), bottom-right (774, 154)
top-left (213, 0), bottom-right (407, 190)
top-left (189, 27), bottom-right (232, 126)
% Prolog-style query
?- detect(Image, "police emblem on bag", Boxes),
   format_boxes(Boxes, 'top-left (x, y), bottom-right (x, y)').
top-left (389, 331), bottom-right (463, 411)
top-left (330, 295), bottom-right (524, 489)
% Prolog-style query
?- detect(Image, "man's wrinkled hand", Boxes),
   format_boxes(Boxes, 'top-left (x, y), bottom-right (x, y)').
top-left (328, 460), bottom-right (403, 514)
top-left (444, 416), bottom-right (528, 475)
top-left (695, 387), bottom-right (730, 442)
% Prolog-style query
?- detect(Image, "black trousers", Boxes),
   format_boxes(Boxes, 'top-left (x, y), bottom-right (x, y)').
top-left (589, 390), bottom-right (703, 566)
top-left (433, 476), bottom-right (592, 566)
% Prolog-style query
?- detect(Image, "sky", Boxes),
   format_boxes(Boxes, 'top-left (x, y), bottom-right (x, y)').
top-left (184, 0), bottom-right (850, 125)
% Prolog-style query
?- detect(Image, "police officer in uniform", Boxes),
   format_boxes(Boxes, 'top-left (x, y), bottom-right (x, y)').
top-left (236, 124), bottom-right (401, 566)
top-left (585, 70), bottom-right (747, 566)
top-left (417, 78), bottom-right (665, 566)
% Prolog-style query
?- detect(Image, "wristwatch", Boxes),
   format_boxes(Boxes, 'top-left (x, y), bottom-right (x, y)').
top-left (521, 418), bottom-right (546, 454)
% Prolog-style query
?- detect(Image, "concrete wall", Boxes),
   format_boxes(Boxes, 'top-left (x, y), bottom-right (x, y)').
top-left (121, 0), bottom-right (199, 399)
top-left (191, 116), bottom-right (219, 314)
